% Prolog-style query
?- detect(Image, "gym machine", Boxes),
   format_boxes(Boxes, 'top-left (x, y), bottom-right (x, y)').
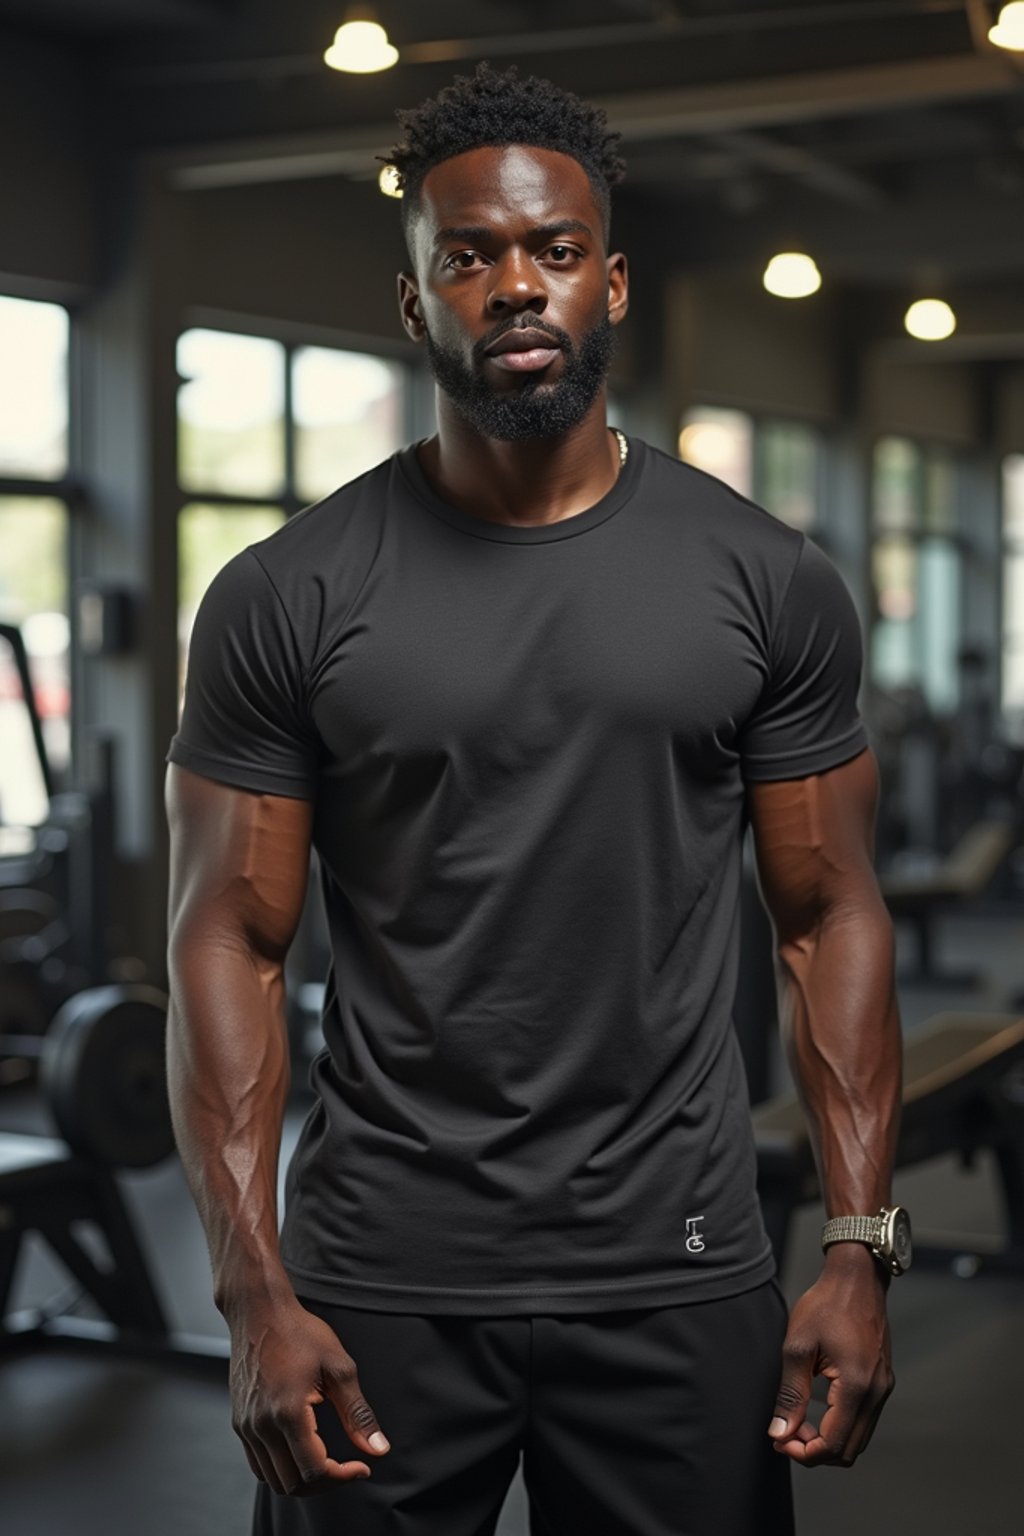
top-left (0, 622), bottom-right (225, 1368)
top-left (867, 669), bottom-right (1024, 988)
top-left (1, 622), bottom-right (121, 1065)
top-left (755, 1010), bottom-right (1024, 1277)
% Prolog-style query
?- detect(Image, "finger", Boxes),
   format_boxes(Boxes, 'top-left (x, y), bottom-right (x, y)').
top-left (855, 1389), bottom-right (890, 1456)
top-left (233, 1412), bottom-right (272, 1487)
top-left (788, 1380), bottom-right (864, 1467)
top-left (772, 1420), bottom-right (817, 1447)
top-left (322, 1357), bottom-right (392, 1460)
top-left (835, 1373), bottom-right (894, 1465)
top-left (243, 1429), bottom-right (287, 1495)
top-left (289, 1403), bottom-right (373, 1491)
top-left (767, 1343), bottom-right (815, 1444)
top-left (269, 1404), bottom-right (372, 1495)
top-left (256, 1420), bottom-right (308, 1495)
top-left (239, 1438), bottom-right (266, 1485)
top-left (820, 1368), bottom-right (876, 1462)
top-left (771, 1420), bottom-right (817, 1460)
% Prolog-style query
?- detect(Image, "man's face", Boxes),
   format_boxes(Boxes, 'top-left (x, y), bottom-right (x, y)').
top-left (398, 144), bottom-right (628, 441)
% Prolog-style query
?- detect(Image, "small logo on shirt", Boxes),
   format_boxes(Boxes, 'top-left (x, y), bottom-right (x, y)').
top-left (685, 1215), bottom-right (706, 1254)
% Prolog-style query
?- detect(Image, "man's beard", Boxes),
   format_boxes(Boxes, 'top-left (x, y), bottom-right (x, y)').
top-left (424, 313), bottom-right (616, 441)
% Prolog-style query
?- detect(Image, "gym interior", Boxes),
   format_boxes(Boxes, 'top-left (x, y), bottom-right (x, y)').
top-left (2, 3), bottom-right (1023, 1532)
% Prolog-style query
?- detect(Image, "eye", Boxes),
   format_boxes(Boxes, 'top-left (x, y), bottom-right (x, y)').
top-left (444, 250), bottom-right (485, 271)
top-left (546, 244), bottom-right (582, 265)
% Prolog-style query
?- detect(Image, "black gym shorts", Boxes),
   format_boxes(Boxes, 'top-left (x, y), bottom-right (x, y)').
top-left (251, 1277), bottom-right (794, 1536)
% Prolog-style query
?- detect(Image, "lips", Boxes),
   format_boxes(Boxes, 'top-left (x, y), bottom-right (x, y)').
top-left (484, 327), bottom-right (563, 373)
top-left (485, 327), bottom-right (562, 356)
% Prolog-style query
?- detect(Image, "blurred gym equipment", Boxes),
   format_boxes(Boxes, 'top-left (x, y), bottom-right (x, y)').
top-left (879, 820), bottom-right (1017, 988)
top-left (0, 624), bottom-right (225, 1367)
top-left (867, 663), bottom-right (1023, 987)
top-left (0, 981), bottom-right (191, 1354)
top-left (0, 622), bottom-right (122, 1073)
top-left (755, 1012), bottom-right (1024, 1277)
top-left (0, 984), bottom-right (230, 1367)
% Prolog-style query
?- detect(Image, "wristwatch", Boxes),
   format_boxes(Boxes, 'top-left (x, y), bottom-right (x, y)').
top-left (820, 1205), bottom-right (913, 1275)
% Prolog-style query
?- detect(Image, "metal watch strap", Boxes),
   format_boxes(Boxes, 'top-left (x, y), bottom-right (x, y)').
top-left (821, 1215), bottom-right (881, 1249)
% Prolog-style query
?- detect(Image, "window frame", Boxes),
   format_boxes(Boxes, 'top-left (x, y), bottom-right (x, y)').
top-left (678, 403), bottom-right (828, 536)
top-left (867, 433), bottom-right (968, 718)
top-left (175, 309), bottom-right (421, 517)
top-left (173, 313), bottom-right (423, 717)
top-left (999, 452), bottom-right (1024, 734)
top-left (0, 289), bottom-right (81, 791)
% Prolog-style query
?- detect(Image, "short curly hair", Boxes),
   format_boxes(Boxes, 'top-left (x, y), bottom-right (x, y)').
top-left (382, 62), bottom-right (626, 246)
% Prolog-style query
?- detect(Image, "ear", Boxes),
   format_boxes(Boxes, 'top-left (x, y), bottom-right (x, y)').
top-left (398, 271), bottom-right (426, 343)
top-left (606, 251), bottom-right (629, 327)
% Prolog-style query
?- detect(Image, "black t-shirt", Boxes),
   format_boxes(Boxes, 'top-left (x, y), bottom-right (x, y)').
top-left (167, 436), bottom-right (869, 1316)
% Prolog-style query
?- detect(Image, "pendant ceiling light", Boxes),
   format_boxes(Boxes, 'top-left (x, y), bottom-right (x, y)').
top-left (378, 164), bottom-right (403, 198)
top-left (904, 298), bottom-right (956, 341)
top-left (989, 2), bottom-right (1024, 49)
top-left (325, 9), bottom-right (399, 73)
top-left (762, 251), bottom-right (822, 299)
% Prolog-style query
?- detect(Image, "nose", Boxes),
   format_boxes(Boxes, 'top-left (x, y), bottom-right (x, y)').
top-left (485, 248), bottom-right (548, 318)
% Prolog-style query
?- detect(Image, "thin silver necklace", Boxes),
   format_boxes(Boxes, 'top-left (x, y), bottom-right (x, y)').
top-left (613, 428), bottom-right (629, 467)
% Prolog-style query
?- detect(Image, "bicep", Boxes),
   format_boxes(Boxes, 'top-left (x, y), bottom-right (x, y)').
top-left (166, 763), bottom-right (314, 963)
top-left (745, 746), bottom-right (882, 947)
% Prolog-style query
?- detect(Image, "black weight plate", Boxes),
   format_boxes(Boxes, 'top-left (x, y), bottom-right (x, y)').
top-left (40, 984), bottom-right (174, 1168)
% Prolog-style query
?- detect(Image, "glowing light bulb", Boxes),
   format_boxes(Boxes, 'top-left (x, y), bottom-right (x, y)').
top-left (378, 164), bottom-right (403, 198)
top-left (904, 298), bottom-right (956, 341)
top-left (989, 2), bottom-right (1024, 49)
top-left (762, 251), bottom-right (822, 299)
top-left (324, 20), bottom-right (399, 73)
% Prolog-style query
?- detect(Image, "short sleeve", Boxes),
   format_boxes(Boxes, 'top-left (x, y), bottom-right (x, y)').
top-left (166, 548), bottom-right (319, 800)
top-left (740, 535), bottom-right (869, 782)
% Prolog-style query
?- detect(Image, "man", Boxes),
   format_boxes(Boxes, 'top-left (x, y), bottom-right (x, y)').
top-left (165, 62), bottom-right (905, 1536)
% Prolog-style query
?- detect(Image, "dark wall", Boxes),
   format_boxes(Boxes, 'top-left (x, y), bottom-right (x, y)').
top-left (171, 176), bottom-right (411, 343)
top-left (0, 26), bottom-right (99, 297)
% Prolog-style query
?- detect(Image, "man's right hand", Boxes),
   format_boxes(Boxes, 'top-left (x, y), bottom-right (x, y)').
top-left (227, 1298), bottom-right (392, 1496)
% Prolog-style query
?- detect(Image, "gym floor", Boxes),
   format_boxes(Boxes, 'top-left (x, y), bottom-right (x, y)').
top-left (2, 906), bottom-right (1022, 1536)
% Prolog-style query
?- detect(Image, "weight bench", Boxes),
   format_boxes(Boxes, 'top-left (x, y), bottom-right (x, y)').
top-left (879, 819), bottom-right (1016, 987)
top-left (0, 1134), bottom-right (227, 1367)
top-left (754, 1011), bottom-right (1024, 1276)
top-left (0, 1133), bottom-right (168, 1347)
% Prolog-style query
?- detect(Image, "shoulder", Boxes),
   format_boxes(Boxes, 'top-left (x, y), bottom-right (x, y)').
top-left (241, 449), bottom-right (401, 617)
top-left (634, 437), bottom-right (803, 578)
top-left (222, 451), bottom-right (404, 668)
top-left (247, 451), bottom-right (401, 577)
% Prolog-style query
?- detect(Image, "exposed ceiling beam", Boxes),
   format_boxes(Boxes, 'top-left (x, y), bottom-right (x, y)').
top-left (874, 331), bottom-right (1024, 361)
top-left (0, 0), bottom-right (232, 29)
top-left (116, 1), bottom-right (967, 87)
top-left (160, 51), bottom-right (1022, 191)
top-left (592, 53), bottom-right (1020, 139)
top-left (705, 130), bottom-right (890, 207)
top-left (647, 168), bottom-right (1024, 288)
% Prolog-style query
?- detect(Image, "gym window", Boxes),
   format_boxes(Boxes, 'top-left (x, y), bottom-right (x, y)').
top-left (1000, 453), bottom-right (1024, 737)
top-left (677, 407), bottom-right (823, 533)
top-left (869, 436), bottom-right (962, 717)
top-left (0, 296), bottom-right (72, 797)
top-left (175, 325), bottom-right (409, 712)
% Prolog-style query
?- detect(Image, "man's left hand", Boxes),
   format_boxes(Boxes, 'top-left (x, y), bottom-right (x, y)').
top-left (767, 1246), bottom-right (895, 1467)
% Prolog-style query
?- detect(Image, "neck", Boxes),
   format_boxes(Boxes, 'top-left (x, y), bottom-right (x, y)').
top-left (419, 391), bottom-right (621, 528)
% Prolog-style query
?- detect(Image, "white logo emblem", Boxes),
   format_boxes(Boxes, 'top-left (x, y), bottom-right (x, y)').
top-left (685, 1216), bottom-right (706, 1254)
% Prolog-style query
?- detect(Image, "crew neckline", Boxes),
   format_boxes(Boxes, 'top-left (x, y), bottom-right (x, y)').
top-left (396, 431), bottom-right (643, 544)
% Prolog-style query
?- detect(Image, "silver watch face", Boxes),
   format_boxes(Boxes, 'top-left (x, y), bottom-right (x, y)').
top-left (887, 1207), bottom-right (913, 1273)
